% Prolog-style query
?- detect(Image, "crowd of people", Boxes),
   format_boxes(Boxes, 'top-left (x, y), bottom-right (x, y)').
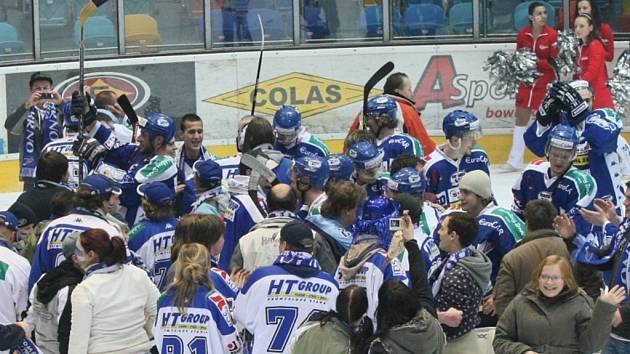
top-left (1, 2), bottom-right (630, 352)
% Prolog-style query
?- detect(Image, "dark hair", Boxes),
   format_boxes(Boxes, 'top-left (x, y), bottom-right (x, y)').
top-left (267, 184), bottom-right (298, 212)
top-left (243, 116), bottom-right (274, 152)
top-left (73, 187), bottom-right (111, 212)
top-left (180, 113), bottom-right (203, 132)
top-left (375, 280), bottom-right (420, 337)
top-left (528, 2), bottom-right (547, 26)
top-left (321, 181), bottom-right (366, 219)
top-left (575, 0), bottom-right (602, 28)
top-left (575, 13), bottom-right (600, 45)
top-left (524, 199), bottom-right (558, 231)
top-left (94, 90), bottom-right (116, 109)
top-left (36, 151), bottom-right (68, 183)
top-left (29, 72), bottom-right (53, 89)
top-left (142, 199), bottom-right (175, 221)
top-left (171, 214), bottom-right (225, 262)
top-left (344, 130), bottom-right (376, 152)
top-left (390, 155), bottom-right (424, 175)
top-left (446, 211), bottom-right (478, 247)
top-left (50, 190), bottom-right (75, 218)
top-left (80, 228), bottom-right (126, 265)
top-left (392, 193), bottom-right (423, 224)
top-left (383, 72), bottom-right (409, 95)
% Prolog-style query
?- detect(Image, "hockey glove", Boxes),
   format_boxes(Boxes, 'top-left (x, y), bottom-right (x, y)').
top-left (550, 82), bottom-right (589, 126)
top-left (72, 134), bottom-right (106, 166)
top-left (535, 94), bottom-right (560, 126)
top-left (71, 91), bottom-right (97, 128)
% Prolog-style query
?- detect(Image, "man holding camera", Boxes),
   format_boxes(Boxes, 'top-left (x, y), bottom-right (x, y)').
top-left (4, 73), bottom-right (64, 190)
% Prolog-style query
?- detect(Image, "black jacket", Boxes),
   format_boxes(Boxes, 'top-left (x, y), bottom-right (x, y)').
top-left (404, 239), bottom-right (436, 317)
top-left (11, 180), bottom-right (71, 224)
top-left (0, 324), bottom-right (25, 350)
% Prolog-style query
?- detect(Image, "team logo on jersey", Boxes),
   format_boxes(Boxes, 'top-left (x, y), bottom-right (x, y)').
top-left (55, 72), bottom-right (151, 110)
top-left (205, 72), bottom-right (382, 118)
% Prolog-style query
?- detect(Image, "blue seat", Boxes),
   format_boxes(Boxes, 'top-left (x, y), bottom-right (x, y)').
top-left (125, 0), bottom-right (150, 15)
top-left (407, 0), bottom-right (443, 5)
top-left (449, 3), bottom-right (473, 34)
top-left (404, 4), bottom-right (444, 36)
top-left (74, 16), bottom-right (116, 49)
top-left (363, 5), bottom-right (383, 37)
top-left (303, 5), bottom-right (329, 39)
top-left (247, 8), bottom-right (286, 41)
top-left (40, 0), bottom-right (69, 28)
top-left (0, 22), bottom-right (25, 55)
top-left (392, 7), bottom-right (405, 36)
top-left (514, 1), bottom-right (555, 31)
top-left (199, 10), bottom-right (237, 43)
top-left (248, 0), bottom-right (270, 10)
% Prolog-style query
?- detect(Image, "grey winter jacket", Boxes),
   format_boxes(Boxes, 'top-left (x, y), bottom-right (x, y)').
top-left (493, 283), bottom-right (617, 354)
top-left (368, 309), bottom-right (445, 354)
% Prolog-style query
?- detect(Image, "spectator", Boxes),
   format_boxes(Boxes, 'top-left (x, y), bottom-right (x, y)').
top-left (431, 212), bottom-right (491, 345)
top-left (234, 220), bottom-right (339, 354)
top-left (176, 113), bottom-right (214, 184)
top-left (575, 0), bottom-right (614, 62)
top-left (68, 229), bottom-right (160, 353)
top-left (493, 200), bottom-right (570, 317)
top-left (0, 211), bottom-right (30, 342)
top-left (177, 159), bottom-right (226, 216)
top-left (493, 255), bottom-right (625, 354)
top-left (4, 72), bottom-right (64, 190)
top-left (24, 232), bottom-right (83, 354)
top-left (288, 285), bottom-right (372, 354)
top-left (0, 322), bottom-right (30, 351)
top-left (10, 151), bottom-right (71, 224)
top-left (8, 203), bottom-right (37, 257)
top-left (154, 243), bottom-right (242, 354)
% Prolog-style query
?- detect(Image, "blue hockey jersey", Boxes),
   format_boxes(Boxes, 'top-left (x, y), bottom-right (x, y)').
top-left (377, 133), bottom-right (424, 171)
top-left (41, 136), bottom-right (88, 189)
top-left (424, 146), bottom-right (491, 208)
top-left (275, 130), bottom-right (329, 159)
top-left (154, 286), bottom-right (242, 354)
top-left (128, 218), bottom-right (177, 290)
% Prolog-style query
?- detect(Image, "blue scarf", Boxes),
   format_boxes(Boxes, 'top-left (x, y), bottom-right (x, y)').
top-left (428, 246), bottom-right (474, 297)
top-left (177, 145), bottom-right (214, 182)
top-left (308, 214), bottom-right (353, 250)
top-left (268, 210), bottom-right (298, 219)
top-left (15, 338), bottom-right (43, 354)
top-left (0, 238), bottom-right (12, 250)
top-left (84, 262), bottom-right (123, 278)
top-left (274, 251), bottom-right (321, 270)
top-left (21, 102), bottom-right (61, 178)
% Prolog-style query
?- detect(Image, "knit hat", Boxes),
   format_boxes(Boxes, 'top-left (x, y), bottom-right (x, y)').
top-left (459, 170), bottom-right (492, 199)
top-left (280, 220), bottom-right (314, 252)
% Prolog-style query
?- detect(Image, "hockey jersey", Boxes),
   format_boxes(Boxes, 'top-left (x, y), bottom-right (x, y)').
top-left (216, 155), bottom-right (242, 180)
top-left (512, 160), bottom-right (597, 240)
top-left (275, 129), bottom-right (329, 159)
top-left (128, 218), bottom-right (178, 290)
top-left (525, 110), bottom-right (624, 208)
top-left (154, 286), bottom-right (242, 354)
top-left (234, 251), bottom-right (338, 354)
top-left (0, 241), bottom-right (30, 327)
top-left (28, 209), bottom-right (122, 291)
top-left (40, 136), bottom-right (87, 189)
top-left (424, 146), bottom-right (491, 208)
top-left (176, 145), bottom-right (215, 184)
top-left (377, 133), bottom-right (424, 171)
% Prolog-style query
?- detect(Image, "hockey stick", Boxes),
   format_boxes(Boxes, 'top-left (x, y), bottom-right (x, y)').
top-left (362, 61), bottom-right (395, 130)
top-left (77, 0), bottom-right (109, 182)
top-left (250, 14), bottom-right (265, 115)
top-left (117, 94), bottom-right (139, 143)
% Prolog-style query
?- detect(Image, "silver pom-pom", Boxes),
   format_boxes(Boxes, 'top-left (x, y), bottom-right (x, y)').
top-left (484, 48), bottom-right (541, 95)
top-left (555, 30), bottom-right (580, 76)
top-left (608, 49), bottom-right (630, 116)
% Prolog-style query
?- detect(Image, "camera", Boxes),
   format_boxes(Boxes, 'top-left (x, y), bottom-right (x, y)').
top-left (39, 92), bottom-right (53, 99)
top-left (389, 218), bottom-right (402, 231)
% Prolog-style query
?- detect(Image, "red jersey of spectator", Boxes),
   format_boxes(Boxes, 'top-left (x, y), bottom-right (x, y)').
top-left (575, 39), bottom-right (615, 109)
top-left (515, 25), bottom-right (559, 110)
top-left (348, 94), bottom-right (436, 155)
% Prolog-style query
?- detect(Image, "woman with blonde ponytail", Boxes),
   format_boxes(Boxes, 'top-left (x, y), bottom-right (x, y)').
top-left (154, 243), bottom-right (243, 354)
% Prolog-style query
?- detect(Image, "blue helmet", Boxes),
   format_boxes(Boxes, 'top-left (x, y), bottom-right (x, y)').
top-left (293, 155), bottom-right (329, 189)
top-left (328, 154), bottom-right (354, 181)
top-left (388, 167), bottom-right (426, 196)
top-left (353, 196), bottom-right (400, 248)
top-left (347, 140), bottom-right (383, 170)
top-left (442, 110), bottom-right (481, 139)
top-left (362, 196), bottom-right (399, 221)
top-left (140, 113), bottom-right (176, 143)
top-left (63, 100), bottom-right (80, 130)
top-left (366, 95), bottom-right (397, 120)
top-left (546, 124), bottom-right (579, 153)
top-left (274, 105), bottom-right (302, 138)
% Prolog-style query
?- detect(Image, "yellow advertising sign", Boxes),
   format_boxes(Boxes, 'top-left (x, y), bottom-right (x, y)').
top-left (204, 72), bottom-right (382, 117)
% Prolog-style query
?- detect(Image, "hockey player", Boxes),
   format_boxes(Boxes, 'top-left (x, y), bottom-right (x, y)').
top-left (185, 159), bottom-right (230, 216)
top-left (325, 153), bottom-right (354, 190)
top-left (525, 80), bottom-right (624, 211)
top-left (513, 124), bottom-right (597, 240)
top-left (273, 105), bottom-right (329, 158)
top-left (234, 220), bottom-right (339, 354)
top-left (364, 95), bottom-right (424, 170)
top-left (347, 140), bottom-right (386, 199)
top-left (154, 243), bottom-right (242, 354)
top-left (128, 181), bottom-right (178, 290)
top-left (292, 155), bottom-right (329, 219)
top-left (28, 174), bottom-right (123, 291)
top-left (424, 110), bottom-right (490, 208)
top-left (175, 113), bottom-right (215, 184)
top-left (386, 167), bottom-right (441, 272)
top-left (74, 94), bottom-right (179, 227)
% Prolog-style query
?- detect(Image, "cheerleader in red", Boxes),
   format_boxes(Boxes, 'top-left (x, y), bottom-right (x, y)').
top-left (506, 2), bottom-right (558, 170)
top-left (576, 0), bottom-right (614, 62)
top-left (574, 13), bottom-right (615, 109)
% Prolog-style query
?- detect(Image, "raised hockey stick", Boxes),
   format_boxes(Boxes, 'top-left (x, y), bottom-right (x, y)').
top-left (362, 61), bottom-right (395, 130)
top-left (250, 14), bottom-right (265, 115)
top-left (77, 0), bottom-right (109, 182)
top-left (117, 94), bottom-right (139, 143)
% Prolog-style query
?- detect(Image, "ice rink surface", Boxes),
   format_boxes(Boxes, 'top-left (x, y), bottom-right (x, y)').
top-left (0, 167), bottom-right (523, 210)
